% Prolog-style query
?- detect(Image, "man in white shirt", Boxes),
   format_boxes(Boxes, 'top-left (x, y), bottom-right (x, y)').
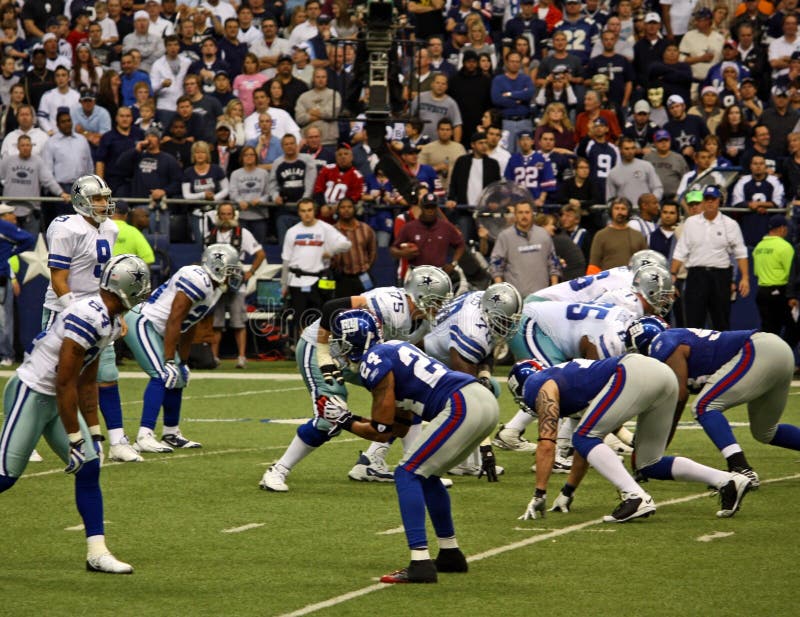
top-left (486, 124), bottom-right (511, 175)
top-left (249, 16), bottom-right (290, 80)
top-left (769, 13), bottom-right (800, 79)
top-left (679, 7), bottom-right (725, 88)
top-left (671, 184), bottom-right (750, 331)
top-left (37, 66), bottom-right (80, 135)
top-left (0, 105), bottom-right (49, 158)
top-left (150, 34), bottom-right (192, 126)
top-left (145, 0), bottom-right (174, 37)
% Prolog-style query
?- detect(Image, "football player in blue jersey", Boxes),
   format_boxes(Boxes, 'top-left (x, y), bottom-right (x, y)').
top-left (324, 309), bottom-right (499, 583)
top-left (508, 355), bottom-right (752, 523)
top-left (504, 130), bottom-right (557, 205)
top-left (0, 255), bottom-right (151, 573)
top-left (626, 318), bottom-right (800, 490)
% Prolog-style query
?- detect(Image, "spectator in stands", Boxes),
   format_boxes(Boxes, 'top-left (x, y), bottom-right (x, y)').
top-left (768, 13), bottom-right (800, 82)
top-left (409, 74), bottom-right (463, 145)
top-left (119, 51), bottom-right (150, 107)
top-left (269, 52), bottom-right (309, 115)
top-left (116, 125), bottom-right (183, 204)
top-left (21, 0), bottom-right (64, 39)
top-left (313, 143), bottom-right (364, 221)
top-left (150, 34), bottom-right (191, 128)
top-left (680, 7), bottom-right (724, 95)
top-left (96, 70), bottom-right (122, 119)
top-left (211, 122), bottom-right (242, 177)
top-left (633, 12), bottom-right (667, 88)
top-left (38, 66), bottom-right (80, 136)
top-left (42, 109), bottom-right (94, 202)
top-left (184, 72), bottom-right (224, 144)
top-left (160, 116), bottom-right (193, 169)
top-left (628, 193), bottom-right (661, 244)
top-left (555, 155), bottom-right (601, 211)
top-left (218, 18), bottom-right (247, 77)
top-left (741, 123), bottom-right (782, 173)
top-left (40, 31), bottom-right (71, 73)
top-left (587, 30), bottom-right (634, 111)
top-left (295, 68), bottom-right (341, 147)
top-left (330, 197), bottom-right (377, 297)
top-left (505, 130), bottom-right (556, 207)
top-left (737, 24), bottom-right (769, 102)
top-left (190, 36), bottom-right (231, 96)
top-left (664, 94), bottom-right (709, 164)
top-left (555, 0), bottom-right (599, 67)
top-left (229, 146), bottom-right (271, 244)
top-left (72, 90), bottom-right (112, 161)
top-left (649, 201), bottom-right (679, 262)
top-left (606, 136), bottom-right (663, 204)
top-left (504, 0), bottom-right (548, 61)
top-left (688, 86), bottom-right (724, 134)
top-left (446, 49), bottom-right (491, 144)
top-left (533, 65), bottom-right (579, 115)
top-left (587, 197), bottom-right (647, 273)
top-left (491, 51), bottom-right (535, 154)
top-left (122, 10), bottom-right (164, 71)
top-left (559, 202), bottom-right (589, 257)
top-left (299, 125), bottom-right (335, 172)
top-left (0, 135), bottom-right (69, 236)
top-left (0, 203), bottom-right (34, 366)
top-left (427, 35), bottom-right (457, 78)
top-left (575, 89), bottom-right (621, 143)
top-left (86, 20), bottom-right (116, 70)
top-left (95, 106), bottom-right (143, 192)
top-left (269, 134), bottom-right (318, 244)
top-left (647, 43), bottom-right (692, 105)
top-left (144, 0), bottom-right (174, 38)
top-left (732, 154), bottom-right (785, 247)
top-left (753, 215), bottom-right (795, 337)
top-left (761, 86), bottom-right (800, 155)
top-left (1, 105), bottom-right (49, 159)
top-left (206, 201), bottom-right (266, 369)
top-left (537, 212), bottom-right (585, 281)
top-left (715, 104), bottom-right (752, 167)
top-left (419, 118), bottom-right (467, 195)
top-left (233, 52), bottom-right (269, 117)
top-left (485, 124), bottom-right (511, 175)
top-left (577, 117), bottom-right (619, 200)
top-left (250, 17), bottom-right (290, 79)
top-left (110, 200), bottom-right (154, 264)
top-left (247, 111), bottom-right (282, 170)
top-left (623, 100), bottom-right (658, 156)
top-left (535, 30), bottom-right (583, 96)
top-left (243, 86), bottom-right (301, 142)
top-left (182, 140), bottom-right (230, 241)
top-left (534, 102), bottom-right (576, 152)
top-left (644, 130), bottom-right (690, 202)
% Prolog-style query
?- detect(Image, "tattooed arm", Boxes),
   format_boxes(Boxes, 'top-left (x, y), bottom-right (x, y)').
top-left (533, 379), bottom-right (561, 492)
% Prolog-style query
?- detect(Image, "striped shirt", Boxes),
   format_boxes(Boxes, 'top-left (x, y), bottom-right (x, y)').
top-left (331, 220), bottom-right (377, 275)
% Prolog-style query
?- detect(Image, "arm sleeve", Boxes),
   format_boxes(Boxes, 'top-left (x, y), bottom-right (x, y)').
top-left (214, 176), bottom-right (230, 200)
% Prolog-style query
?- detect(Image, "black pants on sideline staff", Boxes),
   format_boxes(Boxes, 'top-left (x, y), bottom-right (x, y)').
top-left (288, 284), bottom-right (324, 341)
top-left (684, 266), bottom-right (732, 331)
top-left (756, 285), bottom-right (791, 336)
top-left (334, 272), bottom-right (366, 299)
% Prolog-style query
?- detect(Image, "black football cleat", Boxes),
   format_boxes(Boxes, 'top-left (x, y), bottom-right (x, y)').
top-left (435, 548), bottom-right (468, 573)
top-left (379, 559), bottom-right (438, 584)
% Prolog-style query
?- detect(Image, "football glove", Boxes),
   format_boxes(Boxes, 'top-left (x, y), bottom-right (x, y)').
top-left (178, 362), bottom-right (191, 387)
top-left (163, 360), bottom-right (181, 389)
top-left (320, 364), bottom-right (344, 386)
top-left (478, 444), bottom-right (498, 482)
top-left (518, 494), bottom-right (547, 520)
top-left (314, 395), bottom-right (351, 436)
top-left (92, 434), bottom-right (105, 466)
top-left (64, 439), bottom-right (86, 474)
top-left (549, 490), bottom-right (573, 513)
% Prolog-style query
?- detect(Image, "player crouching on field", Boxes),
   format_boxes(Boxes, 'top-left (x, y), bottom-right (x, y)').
top-left (324, 309), bottom-right (499, 583)
top-left (0, 255), bottom-right (151, 573)
top-left (508, 351), bottom-right (752, 523)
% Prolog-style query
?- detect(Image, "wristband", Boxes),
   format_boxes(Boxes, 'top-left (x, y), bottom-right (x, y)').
top-left (67, 431), bottom-right (83, 445)
top-left (562, 483), bottom-right (576, 497)
top-left (534, 488), bottom-right (546, 498)
top-left (370, 419), bottom-right (393, 433)
top-left (341, 415), bottom-right (362, 432)
top-left (56, 292), bottom-right (76, 312)
top-left (537, 437), bottom-right (557, 443)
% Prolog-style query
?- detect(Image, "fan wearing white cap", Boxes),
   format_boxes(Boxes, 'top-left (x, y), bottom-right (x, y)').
top-left (663, 93), bottom-right (709, 162)
top-left (633, 12), bottom-right (666, 83)
top-left (121, 8), bottom-right (165, 71)
top-left (622, 99), bottom-right (659, 155)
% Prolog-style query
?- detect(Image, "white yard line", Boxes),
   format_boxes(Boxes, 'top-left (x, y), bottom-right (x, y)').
top-left (222, 523), bottom-right (265, 534)
top-left (375, 526), bottom-right (405, 536)
top-left (696, 531), bottom-right (735, 542)
top-left (277, 472), bottom-right (800, 617)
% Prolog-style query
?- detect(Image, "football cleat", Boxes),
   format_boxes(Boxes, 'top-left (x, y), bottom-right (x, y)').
top-left (492, 424), bottom-right (537, 452)
top-left (259, 464), bottom-right (289, 492)
top-left (440, 477), bottom-right (453, 489)
top-left (28, 449), bottom-right (43, 462)
top-left (604, 433), bottom-right (633, 455)
top-left (347, 451), bottom-right (394, 482)
top-left (603, 491), bottom-right (656, 523)
top-left (160, 431), bottom-right (202, 449)
top-left (729, 466), bottom-right (759, 490)
top-left (531, 454), bottom-right (572, 474)
top-left (109, 436), bottom-right (144, 462)
top-left (716, 473), bottom-right (752, 518)
top-left (379, 559), bottom-right (437, 584)
top-left (86, 552), bottom-right (134, 574)
top-left (134, 430), bottom-right (173, 453)
top-left (448, 462), bottom-right (505, 477)
top-left (435, 548), bottom-right (468, 573)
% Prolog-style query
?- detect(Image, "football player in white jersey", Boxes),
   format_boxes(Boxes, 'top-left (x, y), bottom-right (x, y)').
top-left (0, 255), bottom-right (151, 573)
top-left (42, 174), bottom-right (143, 463)
top-left (422, 282), bottom-right (524, 479)
top-left (123, 244), bottom-right (242, 453)
top-left (259, 266), bottom-right (453, 492)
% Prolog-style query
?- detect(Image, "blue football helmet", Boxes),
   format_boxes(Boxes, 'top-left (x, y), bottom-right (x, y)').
top-left (507, 359), bottom-right (544, 414)
top-left (624, 316), bottom-right (668, 354)
top-left (329, 309), bottom-right (384, 362)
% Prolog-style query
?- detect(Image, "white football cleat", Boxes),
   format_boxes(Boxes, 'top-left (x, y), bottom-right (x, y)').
top-left (348, 451), bottom-right (394, 482)
top-left (28, 449), bottom-right (43, 462)
top-left (603, 491), bottom-right (656, 523)
top-left (109, 436), bottom-right (144, 462)
top-left (160, 430), bottom-right (202, 449)
top-left (86, 552), bottom-right (134, 574)
top-left (447, 462), bottom-right (505, 477)
top-left (134, 430), bottom-right (174, 453)
top-left (492, 423), bottom-right (537, 453)
top-left (716, 472), bottom-right (752, 518)
top-left (440, 478), bottom-right (453, 488)
top-left (260, 464), bottom-right (289, 492)
top-left (604, 433), bottom-right (633, 455)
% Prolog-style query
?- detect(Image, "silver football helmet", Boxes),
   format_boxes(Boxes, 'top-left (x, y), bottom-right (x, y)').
top-left (71, 174), bottom-right (114, 223)
top-left (202, 243), bottom-right (243, 290)
top-left (628, 249), bottom-right (668, 273)
top-left (404, 265), bottom-right (453, 315)
top-left (632, 264), bottom-right (674, 317)
top-left (480, 282), bottom-right (523, 341)
top-left (100, 254), bottom-right (151, 309)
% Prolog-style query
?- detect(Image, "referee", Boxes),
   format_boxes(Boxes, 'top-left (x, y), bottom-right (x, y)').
top-left (671, 185), bottom-right (750, 330)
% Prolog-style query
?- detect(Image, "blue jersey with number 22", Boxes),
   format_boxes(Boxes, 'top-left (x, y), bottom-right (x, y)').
top-left (359, 341), bottom-right (476, 421)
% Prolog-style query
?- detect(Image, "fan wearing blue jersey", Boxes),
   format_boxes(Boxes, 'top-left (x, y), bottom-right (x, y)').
top-left (123, 244), bottom-right (241, 453)
top-left (0, 255), bottom-right (150, 573)
top-left (324, 310), bottom-right (499, 583)
top-left (259, 268), bottom-right (452, 492)
top-left (627, 320), bottom-right (800, 490)
top-left (42, 174), bottom-right (141, 464)
top-left (504, 131), bottom-right (556, 205)
top-left (554, 0), bottom-right (600, 66)
top-left (508, 356), bottom-right (752, 523)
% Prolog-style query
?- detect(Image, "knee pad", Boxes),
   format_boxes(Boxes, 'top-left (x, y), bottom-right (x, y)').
top-left (571, 432), bottom-right (604, 459)
top-left (0, 474), bottom-right (18, 493)
top-left (297, 420), bottom-right (332, 448)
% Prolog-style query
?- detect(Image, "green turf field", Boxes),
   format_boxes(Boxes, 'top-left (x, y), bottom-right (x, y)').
top-left (2, 359), bottom-right (799, 617)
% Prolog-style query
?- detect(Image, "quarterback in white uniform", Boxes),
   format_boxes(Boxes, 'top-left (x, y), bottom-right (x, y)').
top-left (42, 174), bottom-right (141, 463)
top-left (0, 255), bottom-right (151, 573)
top-left (123, 244), bottom-right (241, 453)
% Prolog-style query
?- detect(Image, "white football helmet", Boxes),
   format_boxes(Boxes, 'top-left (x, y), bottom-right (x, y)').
top-left (71, 174), bottom-right (114, 223)
top-left (100, 254), bottom-right (151, 309)
top-left (404, 265), bottom-right (453, 315)
top-left (480, 282), bottom-right (523, 341)
top-left (629, 249), bottom-right (668, 273)
top-left (202, 243), bottom-right (243, 290)
top-left (632, 264), bottom-right (674, 316)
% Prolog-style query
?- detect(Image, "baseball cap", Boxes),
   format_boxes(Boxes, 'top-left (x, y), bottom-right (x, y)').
top-left (565, 0), bottom-right (580, 4)
top-left (401, 142), bottom-right (420, 155)
top-left (741, 76), bottom-right (756, 85)
top-left (667, 94), bottom-right (685, 107)
top-left (317, 14), bottom-right (332, 24)
top-left (702, 185), bottom-right (723, 199)
top-left (421, 193), bottom-right (439, 208)
top-left (41, 33), bottom-right (56, 44)
top-left (145, 125), bottom-right (163, 138)
top-left (462, 49), bottom-right (479, 62)
top-left (517, 130), bottom-right (533, 140)
top-left (769, 214), bottom-right (789, 229)
top-left (551, 65), bottom-right (568, 75)
top-left (773, 85), bottom-right (789, 97)
top-left (214, 70), bottom-right (230, 78)
top-left (695, 7), bottom-right (712, 18)
top-left (277, 53), bottom-right (293, 64)
top-left (216, 122), bottom-right (234, 132)
top-left (470, 131), bottom-right (487, 143)
top-left (79, 89), bottom-right (96, 101)
top-left (723, 39), bottom-right (737, 49)
top-left (592, 117), bottom-right (608, 126)
top-left (685, 190), bottom-right (703, 203)
top-left (134, 10), bottom-right (149, 20)
top-left (634, 100), bottom-right (651, 114)
top-left (654, 129), bottom-right (670, 142)
top-left (644, 12), bottom-right (661, 23)
top-left (454, 23), bottom-right (468, 35)
top-left (0, 203), bottom-right (14, 215)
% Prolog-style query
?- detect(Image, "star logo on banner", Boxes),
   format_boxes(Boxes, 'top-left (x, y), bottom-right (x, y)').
top-left (19, 234), bottom-right (50, 284)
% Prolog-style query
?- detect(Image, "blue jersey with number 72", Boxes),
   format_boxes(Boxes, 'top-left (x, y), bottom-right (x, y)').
top-left (358, 341), bottom-right (476, 421)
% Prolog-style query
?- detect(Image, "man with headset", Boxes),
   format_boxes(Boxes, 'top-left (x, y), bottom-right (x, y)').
top-left (587, 197), bottom-right (648, 274)
top-left (205, 202), bottom-right (266, 368)
top-left (670, 185), bottom-right (749, 331)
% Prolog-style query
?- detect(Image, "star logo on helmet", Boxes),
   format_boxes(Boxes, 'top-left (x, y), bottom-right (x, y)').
top-left (421, 275), bottom-right (433, 287)
top-left (132, 269), bottom-right (145, 282)
top-left (490, 293), bottom-right (502, 305)
top-left (214, 252), bottom-right (225, 261)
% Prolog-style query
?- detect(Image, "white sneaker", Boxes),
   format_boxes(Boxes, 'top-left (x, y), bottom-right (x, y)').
top-left (603, 491), bottom-right (656, 523)
top-left (492, 423), bottom-right (537, 453)
top-left (348, 451), bottom-right (394, 482)
top-left (604, 433), bottom-right (634, 455)
top-left (531, 454), bottom-right (572, 473)
top-left (236, 356), bottom-right (247, 369)
top-left (260, 464), bottom-right (289, 492)
top-left (0, 358), bottom-right (12, 367)
top-left (447, 462), bottom-right (505, 477)
top-left (161, 430), bottom-right (202, 449)
top-left (134, 430), bottom-right (174, 453)
top-left (86, 552), bottom-right (134, 574)
top-left (109, 436), bottom-right (144, 462)
top-left (29, 449), bottom-right (43, 462)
